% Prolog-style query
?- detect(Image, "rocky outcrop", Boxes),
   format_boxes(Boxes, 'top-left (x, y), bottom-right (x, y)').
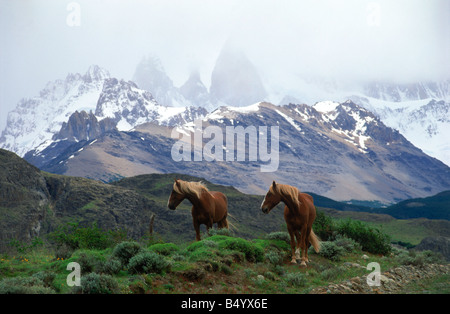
top-left (310, 264), bottom-right (449, 294)
top-left (415, 237), bottom-right (450, 261)
top-left (0, 149), bottom-right (155, 251)
top-left (54, 110), bottom-right (116, 142)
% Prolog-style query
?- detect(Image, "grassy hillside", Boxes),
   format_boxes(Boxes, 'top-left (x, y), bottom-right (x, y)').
top-left (112, 173), bottom-right (450, 249)
top-left (111, 173), bottom-right (287, 243)
top-left (0, 223), bottom-right (445, 295)
top-left (1, 170), bottom-right (447, 294)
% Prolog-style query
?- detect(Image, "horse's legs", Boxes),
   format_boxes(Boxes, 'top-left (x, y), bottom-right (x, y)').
top-left (193, 219), bottom-right (201, 241)
top-left (303, 225), bottom-right (312, 263)
top-left (206, 216), bottom-right (214, 236)
top-left (294, 230), bottom-right (301, 260)
top-left (299, 224), bottom-right (308, 267)
top-left (287, 225), bottom-right (297, 264)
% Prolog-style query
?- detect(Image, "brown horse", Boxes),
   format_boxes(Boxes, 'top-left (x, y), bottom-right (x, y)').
top-left (261, 181), bottom-right (320, 266)
top-left (168, 179), bottom-right (229, 241)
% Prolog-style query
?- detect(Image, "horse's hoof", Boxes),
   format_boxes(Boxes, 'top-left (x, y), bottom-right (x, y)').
top-left (300, 261), bottom-right (307, 267)
top-left (290, 259), bottom-right (297, 264)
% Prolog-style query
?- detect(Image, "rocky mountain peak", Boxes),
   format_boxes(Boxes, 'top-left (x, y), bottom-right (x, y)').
top-left (179, 70), bottom-right (214, 110)
top-left (132, 55), bottom-right (186, 107)
top-left (83, 65), bottom-right (111, 83)
top-left (210, 44), bottom-right (266, 107)
top-left (53, 110), bottom-right (116, 142)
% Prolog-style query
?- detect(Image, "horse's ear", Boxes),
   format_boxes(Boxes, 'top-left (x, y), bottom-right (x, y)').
top-left (175, 179), bottom-right (181, 187)
top-left (272, 181), bottom-right (277, 189)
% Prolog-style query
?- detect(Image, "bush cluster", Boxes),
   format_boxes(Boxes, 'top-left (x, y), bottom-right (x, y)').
top-left (111, 241), bottom-right (142, 266)
top-left (318, 241), bottom-right (346, 261)
top-left (48, 222), bottom-right (126, 251)
top-left (75, 273), bottom-right (119, 294)
top-left (313, 211), bottom-right (392, 255)
top-left (337, 219), bottom-right (391, 255)
top-left (0, 275), bottom-right (55, 294)
top-left (128, 251), bottom-right (172, 274)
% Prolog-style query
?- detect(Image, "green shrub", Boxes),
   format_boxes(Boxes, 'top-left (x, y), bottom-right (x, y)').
top-left (265, 232), bottom-right (290, 244)
top-left (128, 251), bottom-right (171, 274)
top-left (185, 242), bottom-right (218, 262)
top-left (186, 240), bottom-right (206, 252)
top-left (318, 241), bottom-right (345, 261)
top-left (219, 238), bottom-right (264, 263)
top-left (205, 228), bottom-right (233, 237)
top-left (284, 272), bottom-right (307, 287)
top-left (111, 241), bottom-right (142, 266)
top-left (0, 277), bottom-right (55, 294)
top-left (265, 250), bottom-right (284, 266)
top-left (202, 240), bottom-right (219, 249)
top-left (185, 236), bottom-right (263, 263)
top-left (264, 271), bottom-right (277, 281)
top-left (8, 237), bottom-right (44, 255)
top-left (337, 219), bottom-right (391, 255)
top-left (102, 258), bottom-right (122, 275)
top-left (49, 222), bottom-right (117, 250)
top-left (313, 211), bottom-right (336, 241)
top-left (148, 243), bottom-right (179, 256)
top-left (72, 250), bottom-right (106, 273)
top-left (333, 235), bottom-right (362, 253)
top-left (75, 272), bottom-right (119, 294)
top-left (254, 237), bottom-right (290, 252)
top-left (320, 266), bottom-right (344, 281)
top-left (397, 249), bottom-right (444, 266)
top-left (32, 271), bottom-right (56, 288)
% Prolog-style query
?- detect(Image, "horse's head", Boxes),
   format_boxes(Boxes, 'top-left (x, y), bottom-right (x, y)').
top-left (261, 181), bottom-right (282, 214)
top-left (168, 179), bottom-right (185, 210)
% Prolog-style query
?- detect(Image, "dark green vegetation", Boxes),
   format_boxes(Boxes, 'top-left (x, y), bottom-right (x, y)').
top-left (379, 191), bottom-right (450, 220)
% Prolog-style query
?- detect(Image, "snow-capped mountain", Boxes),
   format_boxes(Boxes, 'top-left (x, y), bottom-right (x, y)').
top-left (0, 65), bottom-right (207, 158)
top-left (26, 100), bottom-right (450, 203)
top-left (1, 57), bottom-right (449, 202)
top-left (275, 79), bottom-right (450, 167)
top-left (346, 94), bottom-right (450, 167)
top-left (0, 65), bottom-right (109, 157)
top-left (132, 55), bottom-right (193, 108)
top-left (94, 77), bottom-right (206, 131)
top-left (362, 81), bottom-right (450, 103)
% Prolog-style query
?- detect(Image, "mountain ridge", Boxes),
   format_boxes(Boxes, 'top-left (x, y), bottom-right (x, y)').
top-left (1, 60), bottom-right (449, 203)
top-left (24, 100), bottom-right (450, 204)
top-left (1, 149), bottom-right (448, 255)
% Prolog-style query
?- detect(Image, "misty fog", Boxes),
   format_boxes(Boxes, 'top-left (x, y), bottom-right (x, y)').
top-left (0, 0), bottom-right (448, 131)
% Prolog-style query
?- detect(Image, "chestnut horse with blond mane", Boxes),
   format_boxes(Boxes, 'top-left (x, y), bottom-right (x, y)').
top-left (261, 181), bottom-right (320, 266)
top-left (168, 179), bottom-right (229, 241)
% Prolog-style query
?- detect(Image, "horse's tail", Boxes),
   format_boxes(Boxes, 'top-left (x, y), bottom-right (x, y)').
top-left (225, 213), bottom-right (237, 232)
top-left (309, 229), bottom-right (321, 253)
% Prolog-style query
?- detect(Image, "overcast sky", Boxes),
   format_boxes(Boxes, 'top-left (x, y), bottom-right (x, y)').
top-left (0, 0), bottom-right (448, 131)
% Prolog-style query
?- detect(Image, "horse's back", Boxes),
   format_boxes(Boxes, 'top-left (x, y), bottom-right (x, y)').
top-left (210, 191), bottom-right (227, 205)
top-left (210, 191), bottom-right (228, 220)
top-left (299, 192), bottom-right (316, 215)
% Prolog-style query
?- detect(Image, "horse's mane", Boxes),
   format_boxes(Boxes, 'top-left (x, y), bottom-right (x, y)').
top-left (174, 180), bottom-right (209, 199)
top-left (270, 183), bottom-right (300, 207)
